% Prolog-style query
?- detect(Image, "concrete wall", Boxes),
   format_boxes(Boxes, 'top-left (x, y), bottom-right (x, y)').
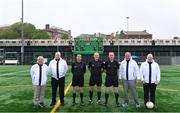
top-left (156, 56), bottom-right (180, 65)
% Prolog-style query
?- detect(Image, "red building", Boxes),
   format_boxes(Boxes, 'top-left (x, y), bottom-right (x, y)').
top-left (45, 24), bottom-right (71, 39)
top-left (119, 30), bottom-right (152, 39)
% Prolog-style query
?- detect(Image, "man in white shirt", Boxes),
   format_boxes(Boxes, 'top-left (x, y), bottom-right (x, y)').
top-left (140, 53), bottom-right (160, 108)
top-left (119, 52), bottom-right (140, 108)
top-left (30, 56), bottom-right (49, 111)
top-left (48, 52), bottom-right (68, 106)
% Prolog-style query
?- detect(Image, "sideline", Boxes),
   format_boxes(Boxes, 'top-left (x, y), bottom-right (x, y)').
top-left (50, 81), bottom-right (72, 113)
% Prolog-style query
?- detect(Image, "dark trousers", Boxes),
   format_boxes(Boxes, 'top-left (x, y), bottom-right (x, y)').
top-left (143, 83), bottom-right (157, 104)
top-left (51, 77), bottom-right (65, 104)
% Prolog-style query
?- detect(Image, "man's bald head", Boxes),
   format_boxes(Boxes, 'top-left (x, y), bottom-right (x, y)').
top-left (55, 52), bottom-right (61, 60)
top-left (37, 56), bottom-right (44, 64)
top-left (147, 53), bottom-right (154, 62)
top-left (125, 52), bottom-right (131, 60)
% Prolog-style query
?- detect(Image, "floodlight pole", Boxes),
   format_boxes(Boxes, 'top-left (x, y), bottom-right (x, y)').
top-left (117, 32), bottom-right (120, 62)
top-left (126, 16), bottom-right (129, 31)
top-left (57, 46), bottom-right (59, 51)
top-left (21, 0), bottom-right (24, 65)
top-left (126, 16), bottom-right (129, 42)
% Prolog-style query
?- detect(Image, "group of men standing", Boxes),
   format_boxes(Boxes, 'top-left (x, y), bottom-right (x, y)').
top-left (31, 52), bottom-right (68, 111)
top-left (30, 51), bottom-right (160, 111)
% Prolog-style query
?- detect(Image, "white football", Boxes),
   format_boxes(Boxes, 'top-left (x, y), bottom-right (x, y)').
top-left (146, 101), bottom-right (154, 109)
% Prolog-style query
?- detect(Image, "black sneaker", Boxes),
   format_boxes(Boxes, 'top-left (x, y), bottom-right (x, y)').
top-left (144, 104), bottom-right (147, 109)
top-left (39, 103), bottom-right (45, 108)
top-left (97, 100), bottom-right (101, 104)
top-left (88, 100), bottom-right (93, 105)
top-left (103, 102), bottom-right (108, 107)
top-left (80, 102), bottom-right (85, 106)
top-left (116, 102), bottom-right (120, 107)
top-left (61, 102), bottom-right (65, 106)
top-left (34, 105), bottom-right (38, 111)
top-left (72, 102), bottom-right (76, 106)
top-left (154, 105), bottom-right (158, 109)
top-left (50, 102), bottom-right (55, 107)
top-left (136, 103), bottom-right (140, 108)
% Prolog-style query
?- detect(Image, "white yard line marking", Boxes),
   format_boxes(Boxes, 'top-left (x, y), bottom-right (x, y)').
top-left (50, 81), bottom-right (72, 113)
top-left (0, 70), bottom-right (29, 76)
top-left (136, 86), bottom-right (180, 92)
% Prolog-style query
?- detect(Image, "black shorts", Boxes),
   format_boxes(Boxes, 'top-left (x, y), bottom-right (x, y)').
top-left (105, 75), bottom-right (119, 87)
top-left (89, 75), bottom-right (102, 86)
top-left (72, 75), bottom-right (84, 87)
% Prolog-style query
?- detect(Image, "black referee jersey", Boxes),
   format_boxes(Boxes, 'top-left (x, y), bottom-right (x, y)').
top-left (71, 61), bottom-right (86, 87)
top-left (103, 60), bottom-right (119, 87)
top-left (88, 60), bottom-right (103, 76)
top-left (103, 60), bottom-right (119, 76)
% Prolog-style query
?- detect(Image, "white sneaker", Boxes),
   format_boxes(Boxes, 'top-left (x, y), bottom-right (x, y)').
top-left (136, 104), bottom-right (141, 108)
top-left (122, 103), bottom-right (128, 107)
top-left (88, 100), bottom-right (93, 104)
top-left (97, 100), bottom-right (101, 104)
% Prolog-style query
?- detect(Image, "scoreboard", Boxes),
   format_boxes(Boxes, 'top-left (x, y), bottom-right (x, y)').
top-left (73, 37), bottom-right (104, 54)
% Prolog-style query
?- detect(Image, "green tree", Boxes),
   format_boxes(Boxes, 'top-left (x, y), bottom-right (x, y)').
top-left (32, 29), bottom-right (50, 39)
top-left (61, 34), bottom-right (68, 39)
top-left (0, 28), bottom-right (18, 39)
top-left (0, 22), bottom-right (51, 39)
top-left (10, 22), bottom-right (36, 39)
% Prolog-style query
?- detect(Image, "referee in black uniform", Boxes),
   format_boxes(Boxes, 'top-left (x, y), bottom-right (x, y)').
top-left (103, 52), bottom-right (120, 106)
top-left (88, 52), bottom-right (104, 104)
top-left (71, 54), bottom-right (86, 106)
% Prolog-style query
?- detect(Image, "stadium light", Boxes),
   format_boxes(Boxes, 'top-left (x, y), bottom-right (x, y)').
top-left (126, 16), bottom-right (129, 31)
top-left (117, 31), bottom-right (120, 62)
top-left (126, 16), bottom-right (129, 40)
top-left (21, 0), bottom-right (24, 65)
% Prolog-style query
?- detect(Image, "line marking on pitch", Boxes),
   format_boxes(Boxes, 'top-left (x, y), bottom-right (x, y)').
top-left (50, 81), bottom-right (72, 113)
top-left (0, 84), bottom-right (32, 88)
top-left (0, 70), bottom-right (29, 77)
top-left (136, 86), bottom-right (180, 92)
top-left (0, 84), bottom-right (180, 92)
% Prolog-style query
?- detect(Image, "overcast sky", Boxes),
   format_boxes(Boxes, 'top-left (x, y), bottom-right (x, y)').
top-left (0, 0), bottom-right (180, 39)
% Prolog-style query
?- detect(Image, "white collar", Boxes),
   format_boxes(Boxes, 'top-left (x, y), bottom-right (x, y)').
top-left (124, 57), bottom-right (132, 61)
top-left (145, 59), bottom-right (155, 63)
top-left (54, 58), bottom-right (62, 61)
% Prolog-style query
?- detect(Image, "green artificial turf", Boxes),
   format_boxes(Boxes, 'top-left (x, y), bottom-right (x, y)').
top-left (0, 65), bottom-right (180, 112)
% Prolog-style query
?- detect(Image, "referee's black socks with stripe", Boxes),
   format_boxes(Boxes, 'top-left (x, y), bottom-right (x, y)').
top-left (73, 93), bottom-right (83, 103)
top-left (80, 93), bottom-right (83, 103)
top-left (73, 93), bottom-right (76, 103)
top-left (89, 91), bottom-right (93, 100)
top-left (105, 93), bottom-right (109, 104)
top-left (89, 91), bottom-right (101, 101)
top-left (114, 93), bottom-right (119, 104)
top-left (97, 92), bottom-right (101, 100)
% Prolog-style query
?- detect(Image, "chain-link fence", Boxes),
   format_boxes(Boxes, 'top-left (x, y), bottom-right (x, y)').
top-left (1, 51), bottom-right (180, 65)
